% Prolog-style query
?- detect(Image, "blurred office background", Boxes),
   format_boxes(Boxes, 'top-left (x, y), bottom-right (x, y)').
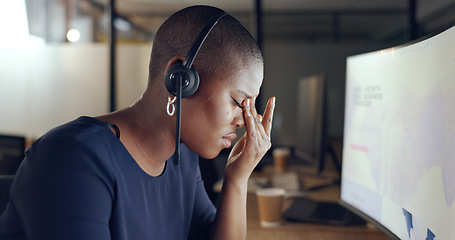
top-left (1, 0), bottom-right (454, 145)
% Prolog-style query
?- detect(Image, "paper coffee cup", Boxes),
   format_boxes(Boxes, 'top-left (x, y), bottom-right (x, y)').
top-left (256, 188), bottom-right (286, 227)
top-left (273, 148), bottom-right (291, 172)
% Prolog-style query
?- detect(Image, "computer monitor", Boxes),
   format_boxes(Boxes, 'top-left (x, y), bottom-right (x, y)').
top-left (294, 74), bottom-right (340, 173)
top-left (340, 24), bottom-right (455, 239)
top-left (0, 135), bottom-right (25, 175)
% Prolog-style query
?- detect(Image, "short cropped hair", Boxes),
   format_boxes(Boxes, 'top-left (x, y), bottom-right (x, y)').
top-left (147, 5), bottom-right (263, 84)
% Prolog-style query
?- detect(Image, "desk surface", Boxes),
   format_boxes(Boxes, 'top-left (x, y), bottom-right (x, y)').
top-left (246, 165), bottom-right (389, 240)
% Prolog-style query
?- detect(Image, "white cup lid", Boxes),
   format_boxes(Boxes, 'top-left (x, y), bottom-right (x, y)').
top-left (272, 148), bottom-right (291, 157)
top-left (256, 188), bottom-right (286, 197)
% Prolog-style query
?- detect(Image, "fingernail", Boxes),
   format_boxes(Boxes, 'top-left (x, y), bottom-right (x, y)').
top-left (246, 99), bottom-right (250, 107)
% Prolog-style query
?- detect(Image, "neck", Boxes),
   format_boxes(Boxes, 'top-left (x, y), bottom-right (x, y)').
top-left (97, 94), bottom-right (177, 176)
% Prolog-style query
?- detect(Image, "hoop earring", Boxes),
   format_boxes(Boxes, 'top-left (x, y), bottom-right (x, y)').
top-left (166, 96), bottom-right (177, 116)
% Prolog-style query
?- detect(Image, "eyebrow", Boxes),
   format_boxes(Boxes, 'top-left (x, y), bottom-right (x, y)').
top-left (237, 90), bottom-right (254, 99)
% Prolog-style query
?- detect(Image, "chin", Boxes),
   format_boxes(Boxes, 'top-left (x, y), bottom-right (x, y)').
top-left (201, 150), bottom-right (222, 160)
top-left (183, 139), bottom-right (224, 160)
top-left (196, 146), bottom-right (223, 160)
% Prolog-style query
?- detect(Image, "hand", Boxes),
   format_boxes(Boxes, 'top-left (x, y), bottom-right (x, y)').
top-left (225, 96), bottom-right (276, 184)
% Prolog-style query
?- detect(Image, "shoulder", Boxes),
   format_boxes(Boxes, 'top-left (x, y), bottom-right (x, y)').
top-left (31, 116), bottom-right (117, 154)
top-left (39, 116), bottom-right (114, 143)
top-left (22, 117), bottom-right (118, 180)
top-left (11, 117), bottom-right (119, 206)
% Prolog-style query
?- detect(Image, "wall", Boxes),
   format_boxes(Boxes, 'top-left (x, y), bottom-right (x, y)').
top-left (0, 44), bottom-right (150, 138)
top-left (262, 41), bottom-right (384, 146)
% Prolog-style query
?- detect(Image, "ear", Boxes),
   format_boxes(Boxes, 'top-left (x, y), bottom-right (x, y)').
top-left (164, 55), bottom-right (186, 77)
top-left (164, 55), bottom-right (200, 98)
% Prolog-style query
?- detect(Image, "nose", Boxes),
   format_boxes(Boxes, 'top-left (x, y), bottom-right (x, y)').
top-left (233, 108), bottom-right (245, 129)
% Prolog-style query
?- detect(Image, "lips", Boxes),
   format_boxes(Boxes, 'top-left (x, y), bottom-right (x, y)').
top-left (222, 132), bottom-right (238, 148)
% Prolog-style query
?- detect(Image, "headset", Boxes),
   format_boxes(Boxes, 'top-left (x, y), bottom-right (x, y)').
top-left (164, 11), bottom-right (229, 165)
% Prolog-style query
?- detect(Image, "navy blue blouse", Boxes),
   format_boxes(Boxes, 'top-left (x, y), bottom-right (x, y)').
top-left (0, 117), bottom-right (216, 240)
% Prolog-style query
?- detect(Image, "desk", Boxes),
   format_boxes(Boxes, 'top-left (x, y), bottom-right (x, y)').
top-left (245, 166), bottom-right (389, 240)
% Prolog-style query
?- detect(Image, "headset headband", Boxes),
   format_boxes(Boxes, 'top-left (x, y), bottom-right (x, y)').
top-left (183, 12), bottom-right (228, 68)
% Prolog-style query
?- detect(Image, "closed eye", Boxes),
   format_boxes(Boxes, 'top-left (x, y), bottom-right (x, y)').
top-left (231, 97), bottom-right (244, 109)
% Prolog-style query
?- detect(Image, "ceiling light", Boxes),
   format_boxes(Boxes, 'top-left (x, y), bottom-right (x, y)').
top-left (67, 29), bottom-right (81, 43)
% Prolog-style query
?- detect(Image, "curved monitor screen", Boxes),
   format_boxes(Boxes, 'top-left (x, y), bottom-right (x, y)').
top-left (341, 25), bottom-right (455, 239)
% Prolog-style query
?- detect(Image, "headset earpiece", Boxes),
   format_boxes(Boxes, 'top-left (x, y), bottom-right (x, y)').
top-left (164, 62), bottom-right (200, 98)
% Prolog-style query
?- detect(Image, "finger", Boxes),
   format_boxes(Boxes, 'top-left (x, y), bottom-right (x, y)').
top-left (241, 99), bottom-right (273, 162)
top-left (256, 119), bottom-right (270, 143)
top-left (228, 133), bottom-right (246, 159)
top-left (249, 98), bottom-right (270, 142)
top-left (242, 99), bottom-right (259, 152)
top-left (261, 97), bottom-right (276, 136)
top-left (257, 114), bottom-right (263, 124)
top-left (249, 97), bottom-right (260, 123)
top-left (253, 112), bottom-right (269, 146)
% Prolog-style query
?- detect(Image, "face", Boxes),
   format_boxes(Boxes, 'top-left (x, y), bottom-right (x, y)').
top-left (180, 62), bottom-right (263, 159)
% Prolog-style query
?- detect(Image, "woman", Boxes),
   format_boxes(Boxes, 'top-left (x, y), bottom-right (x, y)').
top-left (0, 5), bottom-right (275, 240)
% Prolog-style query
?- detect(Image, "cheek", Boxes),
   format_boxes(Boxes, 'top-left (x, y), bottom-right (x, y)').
top-left (182, 99), bottom-right (231, 134)
top-left (205, 101), bottom-right (233, 127)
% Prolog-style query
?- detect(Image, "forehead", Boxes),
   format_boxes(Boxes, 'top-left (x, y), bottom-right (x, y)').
top-left (225, 63), bottom-right (263, 97)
